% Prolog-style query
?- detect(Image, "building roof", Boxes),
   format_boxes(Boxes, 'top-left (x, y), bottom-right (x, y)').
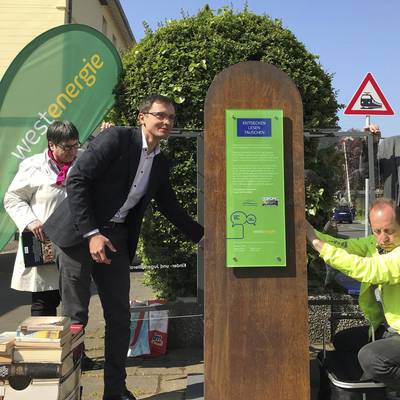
top-left (106, 0), bottom-right (135, 46)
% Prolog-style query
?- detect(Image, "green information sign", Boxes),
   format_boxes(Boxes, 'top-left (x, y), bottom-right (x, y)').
top-left (226, 109), bottom-right (286, 267)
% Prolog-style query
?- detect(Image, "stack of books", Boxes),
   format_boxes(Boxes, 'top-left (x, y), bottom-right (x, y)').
top-left (14, 316), bottom-right (72, 364)
top-left (0, 316), bottom-right (84, 400)
top-left (0, 331), bottom-right (16, 365)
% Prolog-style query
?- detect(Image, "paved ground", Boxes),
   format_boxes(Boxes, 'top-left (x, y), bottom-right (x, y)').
top-left (0, 249), bottom-right (204, 400)
top-left (81, 273), bottom-right (204, 400)
top-left (0, 245), bottom-right (328, 399)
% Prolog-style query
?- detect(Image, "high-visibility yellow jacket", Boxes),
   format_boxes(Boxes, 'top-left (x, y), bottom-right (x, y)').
top-left (316, 231), bottom-right (400, 332)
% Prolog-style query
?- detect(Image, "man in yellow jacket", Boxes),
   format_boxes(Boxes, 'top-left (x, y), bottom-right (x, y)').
top-left (307, 197), bottom-right (400, 391)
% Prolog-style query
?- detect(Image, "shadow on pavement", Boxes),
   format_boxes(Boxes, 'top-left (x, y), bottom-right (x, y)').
top-left (0, 252), bottom-right (99, 319)
top-left (0, 253), bottom-right (31, 317)
top-left (125, 348), bottom-right (203, 369)
top-left (140, 390), bottom-right (186, 399)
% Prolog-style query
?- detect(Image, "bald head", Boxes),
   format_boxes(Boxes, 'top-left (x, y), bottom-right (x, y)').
top-left (369, 198), bottom-right (400, 251)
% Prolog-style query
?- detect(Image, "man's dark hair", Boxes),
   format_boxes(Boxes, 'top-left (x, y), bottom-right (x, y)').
top-left (138, 95), bottom-right (175, 113)
top-left (46, 120), bottom-right (79, 145)
top-left (369, 197), bottom-right (400, 225)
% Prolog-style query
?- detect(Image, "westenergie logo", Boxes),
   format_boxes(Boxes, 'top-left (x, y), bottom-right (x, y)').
top-left (11, 54), bottom-right (104, 160)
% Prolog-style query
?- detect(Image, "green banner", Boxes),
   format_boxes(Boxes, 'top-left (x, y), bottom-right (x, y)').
top-left (0, 24), bottom-right (122, 251)
top-left (226, 109), bottom-right (286, 267)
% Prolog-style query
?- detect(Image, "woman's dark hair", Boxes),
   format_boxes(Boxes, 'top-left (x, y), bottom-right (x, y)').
top-left (46, 120), bottom-right (79, 145)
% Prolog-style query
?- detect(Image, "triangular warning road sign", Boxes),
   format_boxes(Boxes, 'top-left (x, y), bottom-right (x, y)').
top-left (344, 72), bottom-right (394, 116)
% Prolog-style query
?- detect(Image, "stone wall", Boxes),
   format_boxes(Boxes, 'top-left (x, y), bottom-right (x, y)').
top-left (308, 294), bottom-right (367, 344)
top-left (167, 294), bottom-right (368, 349)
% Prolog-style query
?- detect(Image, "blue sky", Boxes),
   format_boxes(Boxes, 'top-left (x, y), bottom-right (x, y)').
top-left (119, 0), bottom-right (399, 136)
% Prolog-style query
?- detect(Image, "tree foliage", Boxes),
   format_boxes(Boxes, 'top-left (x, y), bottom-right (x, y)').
top-left (112, 6), bottom-right (342, 298)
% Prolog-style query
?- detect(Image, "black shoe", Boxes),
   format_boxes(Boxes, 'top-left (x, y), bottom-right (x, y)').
top-left (103, 389), bottom-right (136, 400)
top-left (81, 353), bottom-right (103, 371)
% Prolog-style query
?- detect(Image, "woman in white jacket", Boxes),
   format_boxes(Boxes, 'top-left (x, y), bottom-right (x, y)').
top-left (4, 120), bottom-right (81, 316)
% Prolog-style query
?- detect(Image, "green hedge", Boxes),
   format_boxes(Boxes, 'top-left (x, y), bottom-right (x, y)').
top-left (112, 6), bottom-right (341, 299)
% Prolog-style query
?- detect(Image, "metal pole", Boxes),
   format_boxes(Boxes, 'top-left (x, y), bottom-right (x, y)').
top-left (366, 115), bottom-right (376, 207)
top-left (365, 178), bottom-right (369, 237)
top-left (342, 140), bottom-right (352, 207)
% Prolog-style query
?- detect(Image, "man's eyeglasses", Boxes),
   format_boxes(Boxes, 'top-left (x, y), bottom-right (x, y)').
top-left (143, 112), bottom-right (176, 122)
top-left (56, 142), bottom-right (80, 151)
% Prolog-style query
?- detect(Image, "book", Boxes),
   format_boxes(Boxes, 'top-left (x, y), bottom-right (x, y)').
top-left (21, 230), bottom-right (55, 266)
top-left (71, 333), bottom-right (84, 351)
top-left (16, 329), bottom-right (66, 339)
top-left (0, 355), bottom-right (74, 379)
top-left (65, 384), bottom-right (82, 400)
top-left (69, 324), bottom-right (84, 352)
top-left (0, 353), bottom-right (12, 363)
top-left (3, 377), bottom-right (61, 399)
top-left (70, 324), bottom-right (84, 335)
top-left (15, 331), bottom-right (71, 348)
top-left (0, 332), bottom-right (14, 364)
top-left (68, 343), bottom-right (84, 366)
top-left (0, 331), bottom-right (16, 353)
top-left (13, 340), bottom-right (71, 363)
top-left (2, 360), bottom-right (81, 400)
top-left (18, 316), bottom-right (71, 332)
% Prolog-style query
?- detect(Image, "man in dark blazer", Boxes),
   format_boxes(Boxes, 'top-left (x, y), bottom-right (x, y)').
top-left (44, 95), bottom-right (203, 400)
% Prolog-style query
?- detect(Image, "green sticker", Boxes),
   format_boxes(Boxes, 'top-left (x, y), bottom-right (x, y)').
top-left (226, 109), bottom-right (286, 267)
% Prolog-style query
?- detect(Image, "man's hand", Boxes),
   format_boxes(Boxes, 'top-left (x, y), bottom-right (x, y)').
top-left (306, 220), bottom-right (324, 252)
top-left (364, 124), bottom-right (381, 142)
top-left (100, 121), bottom-right (115, 131)
top-left (28, 220), bottom-right (46, 242)
top-left (88, 234), bottom-right (116, 264)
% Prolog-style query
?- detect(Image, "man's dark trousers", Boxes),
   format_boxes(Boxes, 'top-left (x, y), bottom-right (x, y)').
top-left (334, 325), bottom-right (400, 390)
top-left (56, 223), bottom-right (130, 396)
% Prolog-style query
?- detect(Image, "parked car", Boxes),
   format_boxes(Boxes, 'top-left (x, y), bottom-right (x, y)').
top-left (332, 206), bottom-right (353, 224)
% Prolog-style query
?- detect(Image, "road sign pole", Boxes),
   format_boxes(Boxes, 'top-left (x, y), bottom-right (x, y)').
top-left (365, 178), bottom-right (369, 237)
top-left (344, 73), bottom-right (394, 229)
top-left (343, 140), bottom-right (352, 207)
top-left (366, 114), bottom-right (376, 210)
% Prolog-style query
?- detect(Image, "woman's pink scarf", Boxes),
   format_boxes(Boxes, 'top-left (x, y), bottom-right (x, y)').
top-left (47, 149), bottom-right (72, 186)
